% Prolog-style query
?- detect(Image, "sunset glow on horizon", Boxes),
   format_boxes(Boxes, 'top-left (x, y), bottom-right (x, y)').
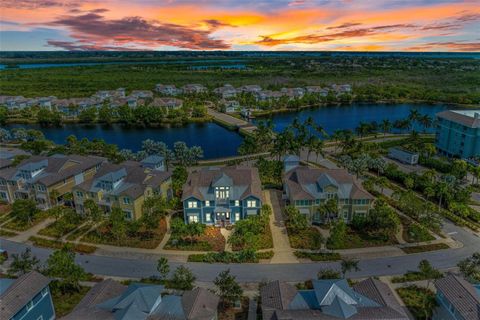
top-left (1, 0), bottom-right (479, 51)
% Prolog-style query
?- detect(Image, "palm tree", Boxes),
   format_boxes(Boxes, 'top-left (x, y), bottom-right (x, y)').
top-left (314, 139), bottom-right (325, 162)
top-left (408, 109), bottom-right (421, 123)
top-left (418, 114), bottom-right (432, 133)
top-left (341, 258), bottom-right (360, 278)
top-left (381, 119), bottom-right (392, 138)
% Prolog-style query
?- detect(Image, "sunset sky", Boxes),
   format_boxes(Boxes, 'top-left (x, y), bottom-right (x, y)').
top-left (1, 0), bottom-right (479, 51)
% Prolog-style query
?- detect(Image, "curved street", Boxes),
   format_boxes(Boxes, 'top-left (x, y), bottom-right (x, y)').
top-left (1, 218), bottom-right (478, 282)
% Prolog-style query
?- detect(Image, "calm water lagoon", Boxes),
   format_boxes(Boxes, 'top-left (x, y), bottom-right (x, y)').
top-left (7, 103), bottom-right (451, 159)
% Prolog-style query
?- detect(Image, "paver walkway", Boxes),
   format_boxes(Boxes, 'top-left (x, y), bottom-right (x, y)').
top-left (265, 190), bottom-right (298, 264)
top-left (9, 218), bottom-right (54, 242)
top-left (220, 228), bottom-right (233, 252)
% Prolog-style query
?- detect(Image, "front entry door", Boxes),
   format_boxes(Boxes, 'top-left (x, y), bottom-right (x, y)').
top-left (216, 212), bottom-right (230, 227)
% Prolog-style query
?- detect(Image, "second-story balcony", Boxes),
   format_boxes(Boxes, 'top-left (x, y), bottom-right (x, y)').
top-left (215, 197), bottom-right (229, 205)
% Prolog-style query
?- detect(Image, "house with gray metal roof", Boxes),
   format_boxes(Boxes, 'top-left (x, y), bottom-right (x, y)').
top-left (72, 160), bottom-right (172, 220)
top-left (436, 110), bottom-right (480, 159)
top-left (260, 278), bottom-right (409, 320)
top-left (433, 273), bottom-right (480, 320)
top-left (0, 154), bottom-right (105, 209)
top-left (283, 160), bottom-right (374, 224)
top-left (182, 166), bottom-right (263, 226)
top-left (64, 279), bottom-right (219, 320)
top-left (0, 271), bottom-right (55, 320)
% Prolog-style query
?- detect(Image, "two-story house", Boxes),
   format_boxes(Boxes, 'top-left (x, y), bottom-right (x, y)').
top-left (261, 278), bottom-right (409, 320)
top-left (72, 157), bottom-right (172, 220)
top-left (433, 273), bottom-right (480, 320)
top-left (283, 156), bottom-right (374, 224)
top-left (181, 84), bottom-right (207, 95)
top-left (182, 167), bottom-right (263, 226)
top-left (0, 271), bottom-right (55, 320)
top-left (155, 84), bottom-right (182, 96)
top-left (63, 279), bottom-right (219, 320)
top-left (0, 155), bottom-right (105, 209)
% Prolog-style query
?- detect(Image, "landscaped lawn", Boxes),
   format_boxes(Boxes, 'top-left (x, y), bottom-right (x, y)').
top-left (29, 236), bottom-right (97, 254)
top-left (164, 226), bottom-right (225, 251)
top-left (82, 218), bottom-right (167, 249)
top-left (400, 216), bottom-right (435, 243)
top-left (218, 297), bottom-right (249, 320)
top-left (288, 227), bottom-right (323, 250)
top-left (3, 211), bottom-right (50, 231)
top-left (187, 250), bottom-right (274, 263)
top-left (294, 251), bottom-right (341, 261)
top-left (401, 243), bottom-right (449, 254)
top-left (0, 213), bottom-right (12, 225)
top-left (50, 285), bottom-right (90, 317)
top-left (326, 226), bottom-right (398, 250)
top-left (38, 215), bottom-right (84, 239)
top-left (65, 223), bottom-right (93, 241)
top-left (0, 204), bottom-right (11, 215)
top-left (396, 285), bottom-right (437, 320)
top-left (0, 228), bottom-right (17, 237)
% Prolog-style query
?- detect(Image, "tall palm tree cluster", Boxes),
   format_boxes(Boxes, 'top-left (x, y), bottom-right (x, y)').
top-left (119, 139), bottom-right (203, 168)
top-left (353, 109), bottom-right (434, 137)
top-left (272, 116), bottom-right (327, 162)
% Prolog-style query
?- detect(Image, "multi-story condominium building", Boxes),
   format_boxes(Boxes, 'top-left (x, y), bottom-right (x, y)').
top-left (72, 157), bottom-right (172, 220)
top-left (63, 279), bottom-right (219, 320)
top-left (436, 110), bottom-right (480, 159)
top-left (0, 154), bottom-right (105, 209)
top-left (261, 278), bottom-right (409, 320)
top-left (155, 84), bottom-right (181, 96)
top-left (182, 167), bottom-right (263, 226)
top-left (283, 157), bottom-right (374, 224)
top-left (181, 84), bottom-right (207, 95)
top-left (433, 273), bottom-right (480, 320)
top-left (0, 271), bottom-right (55, 320)
top-left (213, 84), bottom-right (237, 99)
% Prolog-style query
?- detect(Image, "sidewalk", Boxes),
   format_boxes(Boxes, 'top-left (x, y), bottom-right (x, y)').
top-left (265, 190), bottom-right (298, 264)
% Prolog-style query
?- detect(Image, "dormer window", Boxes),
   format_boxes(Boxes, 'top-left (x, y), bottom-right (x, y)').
top-left (215, 186), bottom-right (229, 199)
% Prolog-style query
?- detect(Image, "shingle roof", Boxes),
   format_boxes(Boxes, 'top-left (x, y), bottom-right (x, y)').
top-left (435, 274), bottom-right (480, 320)
top-left (260, 278), bottom-right (409, 320)
top-left (285, 167), bottom-right (374, 201)
top-left (182, 166), bottom-right (263, 202)
top-left (0, 155), bottom-right (105, 186)
top-left (181, 287), bottom-right (219, 320)
top-left (76, 161), bottom-right (171, 200)
top-left (0, 271), bottom-right (51, 320)
top-left (436, 110), bottom-right (480, 128)
top-left (63, 279), bottom-right (127, 320)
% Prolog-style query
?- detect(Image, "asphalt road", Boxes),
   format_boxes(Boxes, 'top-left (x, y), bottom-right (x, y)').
top-left (1, 219), bottom-right (478, 282)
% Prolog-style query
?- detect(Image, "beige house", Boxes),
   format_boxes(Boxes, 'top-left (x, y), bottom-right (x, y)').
top-left (72, 157), bottom-right (172, 220)
top-left (283, 156), bottom-right (374, 224)
top-left (0, 154), bottom-right (105, 209)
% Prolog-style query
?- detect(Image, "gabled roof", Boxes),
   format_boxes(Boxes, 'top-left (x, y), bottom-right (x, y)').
top-left (0, 271), bottom-right (51, 320)
top-left (76, 161), bottom-right (172, 199)
top-left (284, 167), bottom-right (374, 201)
top-left (260, 278), bottom-right (408, 320)
top-left (435, 274), bottom-right (480, 320)
top-left (181, 287), bottom-right (219, 320)
top-left (182, 166), bottom-right (263, 202)
top-left (0, 155), bottom-right (105, 186)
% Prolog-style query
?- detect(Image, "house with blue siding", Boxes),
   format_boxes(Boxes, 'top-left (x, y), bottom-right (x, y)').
top-left (63, 279), bottom-right (219, 320)
top-left (182, 166), bottom-right (263, 226)
top-left (433, 273), bottom-right (480, 320)
top-left (436, 110), bottom-right (480, 159)
top-left (0, 271), bottom-right (55, 320)
top-left (260, 278), bottom-right (409, 320)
